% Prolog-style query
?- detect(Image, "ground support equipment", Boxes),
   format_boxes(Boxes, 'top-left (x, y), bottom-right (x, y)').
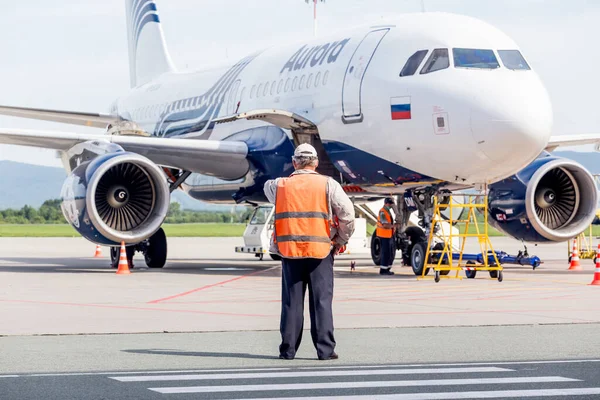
top-left (418, 194), bottom-right (504, 283)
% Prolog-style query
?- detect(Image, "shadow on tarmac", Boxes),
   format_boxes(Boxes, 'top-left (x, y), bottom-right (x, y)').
top-left (122, 348), bottom-right (315, 361)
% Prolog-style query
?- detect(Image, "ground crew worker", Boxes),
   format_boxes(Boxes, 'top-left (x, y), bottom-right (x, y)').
top-left (263, 143), bottom-right (355, 361)
top-left (377, 197), bottom-right (396, 275)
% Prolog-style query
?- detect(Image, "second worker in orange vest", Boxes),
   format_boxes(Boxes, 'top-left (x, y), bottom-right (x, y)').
top-left (377, 197), bottom-right (396, 275)
top-left (264, 143), bottom-right (355, 361)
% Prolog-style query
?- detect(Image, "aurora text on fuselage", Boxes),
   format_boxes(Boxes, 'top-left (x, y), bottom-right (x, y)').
top-left (280, 38), bottom-right (351, 73)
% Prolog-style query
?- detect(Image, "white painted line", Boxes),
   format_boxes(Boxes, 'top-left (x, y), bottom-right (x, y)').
top-left (149, 376), bottom-right (578, 394)
top-left (110, 367), bottom-right (512, 382)
top-left (18, 359), bottom-right (600, 378)
top-left (297, 359), bottom-right (600, 370)
top-left (28, 367), bottom-right (290, 377)
top-left (0, 375), bottom-right (19, 378)
top-left (226, 388), bottom-right (600, 399)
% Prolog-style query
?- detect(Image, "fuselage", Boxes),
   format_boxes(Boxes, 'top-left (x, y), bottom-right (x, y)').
top-left (110, 12), bottom-right (553, 203)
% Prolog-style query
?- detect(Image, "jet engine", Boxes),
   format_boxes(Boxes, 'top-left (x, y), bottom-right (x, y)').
top-left (60, 151), bottom-right (170, 245)
top-left (488, 155), bottom-right (598, 242)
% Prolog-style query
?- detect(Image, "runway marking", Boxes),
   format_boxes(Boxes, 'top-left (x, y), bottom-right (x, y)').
top-left (296, 359), bottom-right (600, 370)
top-left (110, 367), bottom-right (512, 382)
top-left (12, 359), bottom-right (600, 378)
top-left (148, 266), bottom-right (279, 304)
top-left (334, 308), bottom-right (598, 317)
top-left (149, 376), bottom-right (577, 394)
top-left (27, 367), bottom-right (291, 377)
top-left (0, 375), bottom-right (19, 378)
top-left (229, 388), bottom-right (600, 399)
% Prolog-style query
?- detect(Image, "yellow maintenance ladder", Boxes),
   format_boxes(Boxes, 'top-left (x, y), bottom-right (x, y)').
top-left (418, 194), bottom-right (503, 283)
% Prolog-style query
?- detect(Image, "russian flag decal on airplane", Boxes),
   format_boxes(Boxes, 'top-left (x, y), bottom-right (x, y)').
top-left (390, 97), bottom-right (411, 120)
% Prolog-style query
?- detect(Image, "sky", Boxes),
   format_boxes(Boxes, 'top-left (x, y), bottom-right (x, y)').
top-left (0, 0), bottom-right (598, 167)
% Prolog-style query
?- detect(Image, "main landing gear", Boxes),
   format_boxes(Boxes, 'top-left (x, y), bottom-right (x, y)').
top-left (110, 227), bottom-right (168, 269)
top-left (370, 189), bottom-right (450, 277)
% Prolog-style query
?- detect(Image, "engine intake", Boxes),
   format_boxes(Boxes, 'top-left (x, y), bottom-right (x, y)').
top-left (61, 152), bottom-right (170, 245)
top-left (489, 155), bottom-right (597, 242)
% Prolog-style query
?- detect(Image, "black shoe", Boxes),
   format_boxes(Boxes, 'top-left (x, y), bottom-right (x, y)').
top-left (319, 352), bottom-right (339, 360)
top-left (279, 354), bottom-right (294, 360)
top-left (379, 268), bottom-right (395, 275)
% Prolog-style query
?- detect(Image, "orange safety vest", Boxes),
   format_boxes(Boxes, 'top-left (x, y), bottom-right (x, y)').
top-left (274, 173), bottom-right (331, 259)
top-left (376, 207), bottom-right (393, 238)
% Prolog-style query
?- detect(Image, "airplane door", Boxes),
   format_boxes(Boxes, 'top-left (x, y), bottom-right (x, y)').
top-left (342, 29), bottom-right (389, 123)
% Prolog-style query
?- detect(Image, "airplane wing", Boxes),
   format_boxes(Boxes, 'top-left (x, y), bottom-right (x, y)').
top-left (0, 105), bottom-right (121, 128)
top-left (545, 134), bottom-right (600, 152)
top-left (0, 128), bottom-right (249, 180)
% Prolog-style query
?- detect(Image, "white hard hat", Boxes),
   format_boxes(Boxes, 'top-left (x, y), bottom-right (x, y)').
top-left (293, 143), bottom-right (318, 158)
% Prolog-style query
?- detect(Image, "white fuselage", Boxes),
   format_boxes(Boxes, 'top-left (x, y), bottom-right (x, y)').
top-left (111, 12), bottom-right (552, 190)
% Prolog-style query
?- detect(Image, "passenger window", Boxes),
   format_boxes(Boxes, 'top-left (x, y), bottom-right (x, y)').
top-left (292, 77), bottom-right (298, 91)
top-left (315, 72), bottom-right (322, 87)
top-left (498, 50), bottom-right (531, 70)
top-left (299, 75), bottom-right (306, 90)
top-left (240, 87), bottom-right (246, 101)
top-left (453, 48), bottom-right (499, 69)
top-left (400, 50), bottom-right (428, 76)
top-left (307, 73), bottom-right (314, 88)
top-left (323, 71), bottom-right (329, 85)
top-left (420, 49), bottom-right (449, 74)
top-left (277, 80), bottom-right (284, 94)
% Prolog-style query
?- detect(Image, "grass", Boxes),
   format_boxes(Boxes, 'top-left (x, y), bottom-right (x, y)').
top-left (0, 224), bottom-right (246, 238)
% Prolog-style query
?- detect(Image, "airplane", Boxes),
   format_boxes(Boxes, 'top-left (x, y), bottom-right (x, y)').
top-left (0, 0), bottom-right (599, 275)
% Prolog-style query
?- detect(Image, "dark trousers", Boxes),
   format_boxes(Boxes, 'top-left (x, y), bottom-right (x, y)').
top-left (279, 252), bottom-right (335, 359)
top-left (379, 237), bottom-right (394, 268)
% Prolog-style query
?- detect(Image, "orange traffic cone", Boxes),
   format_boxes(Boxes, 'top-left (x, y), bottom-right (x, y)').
top-left (568, 239), bottom-right (583, 271)
top-left (591, 244), bottom-right (600, 285)
top-left (116, 242), bottom-right (131, 275)
top-left (94, 245), bottom-right (102, 258)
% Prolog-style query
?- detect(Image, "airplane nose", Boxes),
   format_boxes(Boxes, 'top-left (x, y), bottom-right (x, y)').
top-left (470, 75), bottom-right (553, 165)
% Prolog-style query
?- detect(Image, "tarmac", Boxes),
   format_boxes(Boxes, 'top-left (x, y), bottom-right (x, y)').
top-left (1, 236), bottom-right (599, 399)
top-left (0, 237), bottom-right (597, 337)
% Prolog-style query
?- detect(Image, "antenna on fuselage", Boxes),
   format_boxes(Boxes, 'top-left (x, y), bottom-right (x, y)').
top-left (305, 0), bottom-right (325, 37)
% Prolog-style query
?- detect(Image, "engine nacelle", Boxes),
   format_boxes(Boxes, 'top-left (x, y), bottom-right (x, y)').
top-left (60, 152), bottom-right (170, 245)
top-left (489, 155), bottom-right (598, 242)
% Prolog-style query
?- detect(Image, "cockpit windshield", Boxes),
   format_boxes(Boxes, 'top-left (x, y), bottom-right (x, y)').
top-left (453, 48), bottom-right (500, 69)
top-left (498, 50), bottom-right (531, 70)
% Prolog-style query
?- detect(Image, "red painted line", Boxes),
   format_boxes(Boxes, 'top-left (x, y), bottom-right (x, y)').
top-left (148, 267), bottom-right (277, 304)
top-left (0, 299), bottom-right (271, 318)
top-left (335, 308), bottom-right (597, 317)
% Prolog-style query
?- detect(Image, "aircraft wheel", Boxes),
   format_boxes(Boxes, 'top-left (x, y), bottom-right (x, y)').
top-left (370, 231), bottom-right (381, 266)
top-left (144, 228), bottom-right (167, 268)
top-left (411, 241), bottom-right (430, 276)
